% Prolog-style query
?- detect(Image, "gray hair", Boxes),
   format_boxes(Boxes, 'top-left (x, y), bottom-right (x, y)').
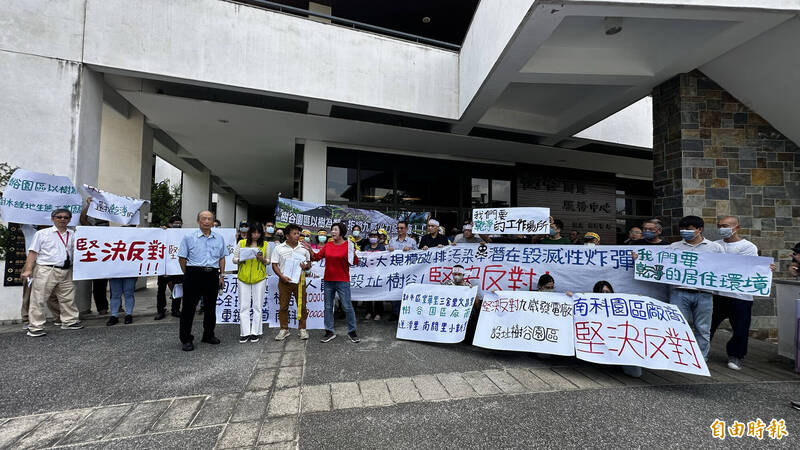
top-left (51, 208), bottom-right (72, 218)
top-left (643, 218), bottom-right (662, 232)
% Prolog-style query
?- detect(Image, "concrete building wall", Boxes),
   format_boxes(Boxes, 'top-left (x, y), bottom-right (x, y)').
top-left (82, 0), bottom-right (459, 119)
top-left (575, 97), bottom-right (654, 149)
top-left (652, 70), bottom-right (800, 272)
top-left (301, 141), bottom-right (327, 204)
top-left (181, 170), bottom-right (211, 224)
top-left (215, 192), bottom-right (236, 228)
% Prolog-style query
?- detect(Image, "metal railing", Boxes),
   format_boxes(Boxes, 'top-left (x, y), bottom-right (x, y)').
top-left (233, 0), bottom-right (461, 50)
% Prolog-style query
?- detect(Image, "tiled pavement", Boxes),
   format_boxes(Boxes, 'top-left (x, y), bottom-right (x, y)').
top-left (1, 324), bottom-right (798, 449)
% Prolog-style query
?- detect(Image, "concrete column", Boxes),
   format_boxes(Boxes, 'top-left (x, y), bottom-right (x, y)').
top-left (181, 169), bottom-right (212, 223)
top-left (0, 52), bottom-right (103, 321)
top-left (302, 140), bottom-right (327, 204)
top-left (97, 104), bottom-right (154, 225)
top-left (215, 192), bottom-right (236, 228)
top-left (235, 198), bottom-right (249, 225)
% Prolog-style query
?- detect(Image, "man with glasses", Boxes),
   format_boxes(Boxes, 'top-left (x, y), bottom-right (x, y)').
top-left (387, 221), bottom-right (417, 252)
top-left (20, 209), bottom-right (84, 337)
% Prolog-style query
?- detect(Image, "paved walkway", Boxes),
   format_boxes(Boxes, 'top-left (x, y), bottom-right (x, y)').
top-left (0, 284), bottom-right (798, 448)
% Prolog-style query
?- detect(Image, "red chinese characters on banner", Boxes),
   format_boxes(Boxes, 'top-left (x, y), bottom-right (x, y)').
top-left (427, 265), bottom-right (541, 291)
top-left (73, 228), bottom-right (167, 278)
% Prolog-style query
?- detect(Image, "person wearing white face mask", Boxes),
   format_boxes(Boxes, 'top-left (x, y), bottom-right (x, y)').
top-left (710, 216), bottom-right (766, 371)
top-left (667, 215), bottom-right (723, 361)
top-left (583, 232), bottom-right (600, 247)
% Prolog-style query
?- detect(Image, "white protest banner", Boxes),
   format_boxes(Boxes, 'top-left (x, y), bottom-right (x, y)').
top-left (472, 207), bottom-right (549, 235)
top-left (82, 185), bottom-right (147, 225)
top-left (0, 169), bottom-right (81, 226)
top-left (472, 291), bottom-right (575, 355)
top-left (316, 244), bottom-right (668, 302)
top-left (73, 226), bottom-right (166, 280)
top-left (164, 228), bottom-right (237, 275)
top-left (572, 293), bottom-right (710, 376)
top-left (633, 246), bottom-right (773, 296)
top-left (216, 274), bottom-right (324, 329)
top-left (396, 283), bottom-right (477, 344)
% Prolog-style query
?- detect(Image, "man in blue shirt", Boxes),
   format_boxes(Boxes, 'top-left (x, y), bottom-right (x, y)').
top-left (178, 210), bottom-right (228, 351)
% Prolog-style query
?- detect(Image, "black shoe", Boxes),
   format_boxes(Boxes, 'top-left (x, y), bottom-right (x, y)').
top-left (106, 316), bottom-right (119, 326)
top-left (182, 342), bottom-right (194, 351)
top-left (198, 306), bottom-right (205, 313)
top-left (348, 331), bottom-right (360, 343)
top-left (320, 331), bottom-right (337, 343)
top-left (171, 310), bottom-right (181, 318)
top-left (62, 322), bottom-right (84, 330)
top-left (124, 315), bottom-right (133, 324)
top-left (27, 330), bottom-right (46, 337)
top-left (239, 336), bottom-right (250, 344)
top-left (250, 335), bottom-right (260, 343)
top-left (154, 311), bottom-right (165, 321)
top-left (791, 401), bottom-right (800, 411)
top-left (201, 336), bottom-right (220, 345)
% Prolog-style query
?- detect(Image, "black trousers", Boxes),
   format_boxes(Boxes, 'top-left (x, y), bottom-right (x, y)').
top-left (710, 294), bottom-right (753, 359)
top-left (179, 268), bottom-right (219, 344)
top-left (92, 278), bottom-right (108, 312)
top-left (157, 275), bottom-right (184, 313)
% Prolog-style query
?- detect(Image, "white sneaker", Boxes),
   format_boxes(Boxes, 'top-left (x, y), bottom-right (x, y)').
top-left (727, 358), bottom-right (742, 371)
top-left (275, 329), bottom-right (290, 341)
top-left (22, 323), bottom-right (29, 331)
top-left (299, 329), bottom-right (309, 340)
top-left (364, 313), bottom-right (372, 320)
top-left (373, 314), bottom-right (381, 321)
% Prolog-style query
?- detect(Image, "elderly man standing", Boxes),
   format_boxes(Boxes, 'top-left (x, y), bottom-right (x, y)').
top-left (419, 218), bottom-right (450, 250)
top-left (20, 209), bottom-right (84, 337)
top-left (178, 210), bottom-right (227, 351)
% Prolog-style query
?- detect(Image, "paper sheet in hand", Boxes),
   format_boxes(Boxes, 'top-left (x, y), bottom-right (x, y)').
top-left (238, 247), bottom-right (259, 262)
top-left (172, 283), bottom-right (183, 299)
top-left (283, 253), bottom-right (307, 284)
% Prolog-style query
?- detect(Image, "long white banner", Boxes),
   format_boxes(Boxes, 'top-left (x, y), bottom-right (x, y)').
top-left (396, 283), bottom-right (477, 344)
top-left (473, 291), bottom-right (575, 355)
top-left (634, 246), bottom-right (773, 296)
top-left (215, 274), bottom-right (324, 329)
top-left (572, 293), bottom-right (710, 376)
top-left (73, 227), bottom-right (238, 280)
top-left (82, 185), bottom-right (147, 225)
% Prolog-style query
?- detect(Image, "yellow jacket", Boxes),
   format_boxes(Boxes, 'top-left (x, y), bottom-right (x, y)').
top-left (235, 240), bottom-right (270, 284)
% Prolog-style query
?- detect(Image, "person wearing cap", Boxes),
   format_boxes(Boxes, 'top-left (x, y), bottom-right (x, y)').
top-left (583, 232), bottom-right (600, 246)
top-left (315, 230), bottom-right (329, 250)
top-left (419, 219), bottom-right (450, 250)
top-left (454, 223), bottom-right (484, 244)
top-left (237, 221), bottom-right (249, 242)
top-left (387, 220), bottom-right (417, 252)
top-left (378, 228), bottom-right (389, 246)
top-left (301, 229), bottom-right (312, 245)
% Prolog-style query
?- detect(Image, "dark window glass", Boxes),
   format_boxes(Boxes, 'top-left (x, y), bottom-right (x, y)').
top-left (491, 180), bottom-right (511, 207)
top-left (326, 166), bottom-right (357, 203)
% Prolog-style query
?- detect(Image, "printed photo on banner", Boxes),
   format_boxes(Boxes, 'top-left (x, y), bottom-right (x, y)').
top-left (472, 291), bottom-right (575, 355)
top-left (396, 283), bottom-right (477, 344)
top-left (634, 247), bottom-right (774, 296)
top-left (472, 207), bottom-right (550, 235)
top-left (572, 293), bottom-right (710, 376)
top-left (82, 185), bottom-right (148, 225)
top-left (275, 197), bottom-right (430, 236)
top-left (0, 169), bottom-right (82, 226)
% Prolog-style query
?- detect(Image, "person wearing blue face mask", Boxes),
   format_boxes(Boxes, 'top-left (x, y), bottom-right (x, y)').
top-left (540, 218), bottom-right (571, 245)
top-left (667, 215), bottom-right (723, 361)
top-left (710, 215), bottom-right (775, 371)
top-left (631, 218), bottom-right (669, 246)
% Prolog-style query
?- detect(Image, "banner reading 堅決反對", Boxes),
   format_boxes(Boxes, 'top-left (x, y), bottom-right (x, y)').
top-left (396, 283), bottom-right (477, 344)
top-left (572, 293), bottom-right (710, 376)
top-left (274, 197), bottom-right (430, 236)
top-left (72, 227), bottom-right (238, 280)
top-left (472, 291), bottom-right (575, 355)
top-left (472, 207), bottom-right (550, 235)
top-left (0, 169), bottom-right (82, 226)
top-left (634, 247), bottom-right (774, 296)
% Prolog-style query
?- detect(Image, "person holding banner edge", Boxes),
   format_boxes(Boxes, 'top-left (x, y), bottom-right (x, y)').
top-left (177, 211), bottom-right (227, 352)
top-left (271, 224), bottom-right (312, 341)
top-left (234, 222), bottom-right (270, 343)
top-left (303, 222), bottom-right (360, 343)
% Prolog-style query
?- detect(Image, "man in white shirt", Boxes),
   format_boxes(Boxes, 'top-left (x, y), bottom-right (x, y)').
top-left (668, 215), bottom-right (723, 360)
top-left (20, 209), bottom-right (84, 337)
top-left (271, 224), bottom-right (312, 341)
top-left (710, 215), bottom-right (760, 371)
top-left (386, 221), bottom-right (418, 252)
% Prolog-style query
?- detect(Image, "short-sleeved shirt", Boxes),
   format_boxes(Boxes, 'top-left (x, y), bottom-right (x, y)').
top-left (454, 233), bottom-right (483, 244)
top-left (364, 243), bottom-right (386, 252)
top-left (28, 226), bottom-right (74, 265)
top-left (387, 235), bottom-right (418, 251)
top-left (419, 233), bottom-right (450, 249)
top-left (715, 238), bottom-right (759, 301)
top-left (669, 237), bottom-right (724, 253)
top-left (177, 230), bottom-right (228, 268)
top-left (270, 241), bottom-right (311, 274)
